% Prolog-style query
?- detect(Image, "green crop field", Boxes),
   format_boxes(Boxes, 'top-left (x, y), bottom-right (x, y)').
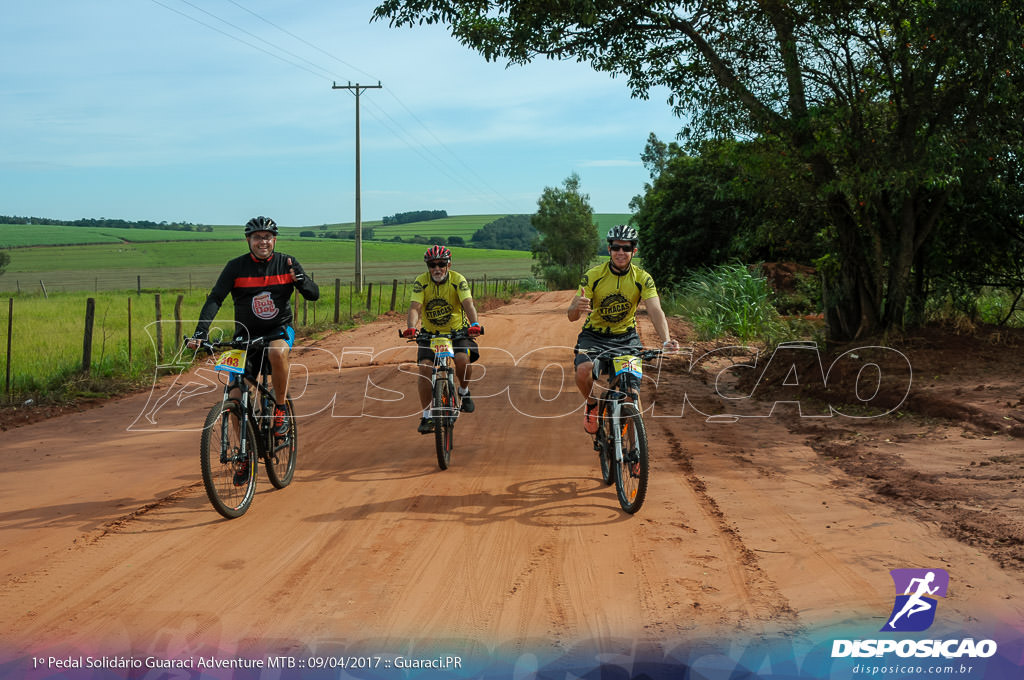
top-left (0, 212), bottom-right (635, 401)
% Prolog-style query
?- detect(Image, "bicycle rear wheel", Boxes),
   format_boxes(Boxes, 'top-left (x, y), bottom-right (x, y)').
top-left (200, 400), bottom-right (257, 519)
top-left (264, 398), bottom-right (297, 489)
top-left (614, 401), bottom-right (649, 514)
top-left (433, 376), bottom-right (455, 470)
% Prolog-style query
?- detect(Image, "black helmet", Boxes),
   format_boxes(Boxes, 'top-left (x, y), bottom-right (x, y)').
top-left (244, 216), bottom-right (278, 236)
top-left (606, 224), bottom-right (638, 244)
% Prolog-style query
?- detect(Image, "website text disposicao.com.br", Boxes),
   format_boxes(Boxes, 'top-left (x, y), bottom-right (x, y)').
top-left (836, 638), bottom-right (997, 676)
top-left (851, 662), bottom-right (979, 675)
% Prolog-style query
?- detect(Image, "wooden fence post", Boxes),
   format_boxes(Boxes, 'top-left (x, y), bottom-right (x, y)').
top-left (154, 294), bottom-right (163, 363)
top-left (82, 297), bottom-right (96, 374)
top-left (174, 294), bottom-right (184, 352)
top-left (128, 297), bottom-right (133, 366)
top-left (334, 278), bottom-right (341, 323)
top-left (366, 282), bottom-right (373, 311)
top-left (390, 279), bottom-right (398, 312)
top-left (137, 275), bottom-right (141, 294)
top-left (5, 298), bottom-right (12, 395)
top-left (39, 280), bottom-right (48, 299)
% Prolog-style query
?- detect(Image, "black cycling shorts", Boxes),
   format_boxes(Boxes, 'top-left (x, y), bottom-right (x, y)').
top-left (416, 335), bottom-right (480, 364)
top-left (573, 328), bottom-right (642, 373)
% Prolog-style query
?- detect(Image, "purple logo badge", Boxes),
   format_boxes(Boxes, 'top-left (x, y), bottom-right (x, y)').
top-left (881, 568), bottom-right (949, 632)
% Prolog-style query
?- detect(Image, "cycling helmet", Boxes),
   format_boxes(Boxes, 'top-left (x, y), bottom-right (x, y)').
top-left (606, 224), bottom-right (638, 244)
top-left (244, 216), bottom-right (278, 236)
top-left (423, 245), bottom-right (451, 263)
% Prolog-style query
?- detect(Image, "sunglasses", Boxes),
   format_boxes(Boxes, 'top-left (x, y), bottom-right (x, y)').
top-left (427, 261), bottom-right (449, 269)
top-left (249, 234), bottom-right (275, 242)
top-left (609, 244), bottom-right (634, 252)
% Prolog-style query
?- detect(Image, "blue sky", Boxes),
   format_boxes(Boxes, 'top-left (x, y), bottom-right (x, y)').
top-left (2, 1), bottom-right (685, 227)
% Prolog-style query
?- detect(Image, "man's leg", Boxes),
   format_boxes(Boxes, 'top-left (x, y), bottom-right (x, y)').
top-left (267, 340), bottom-right (291, 436)
top-left (454, 352), bottom-right (475, 413)
top-left (416, 361), bottom-right (434, 433)
top-left (576, 360), bottom-right (600, 434)
top-left (267, 340), bottom-right (291, 403)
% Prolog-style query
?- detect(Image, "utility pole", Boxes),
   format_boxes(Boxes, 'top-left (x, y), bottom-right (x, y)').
top-left (332, 80), bottom-right (381, 292)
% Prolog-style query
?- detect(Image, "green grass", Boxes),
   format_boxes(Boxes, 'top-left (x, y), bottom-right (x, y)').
top-left (0, 239), bottom-right (535, 294)
top-left (668, 263), bottom-right (789, 343)
top-left (0, 276), bottom-right (534, 403)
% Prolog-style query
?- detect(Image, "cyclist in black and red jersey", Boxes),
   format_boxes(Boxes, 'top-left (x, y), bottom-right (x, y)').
top-left (187, 216), bottom-right (320, 438)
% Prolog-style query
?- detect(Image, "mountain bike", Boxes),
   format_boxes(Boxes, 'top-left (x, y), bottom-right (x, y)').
top-left (401, 327), bottom-right (482, 470)
top-left (190, 333), bottom-right (298, 519)
top-left (585, 348), bottom-right (662, 514)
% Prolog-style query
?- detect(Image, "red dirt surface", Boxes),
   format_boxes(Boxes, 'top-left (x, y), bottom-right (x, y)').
top-left (1, 291), bottom-right (1021, 670)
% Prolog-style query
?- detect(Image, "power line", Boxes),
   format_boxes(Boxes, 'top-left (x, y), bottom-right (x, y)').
top-left (149, 0), bottom-right (525, 214)
top-left (147, 0), bottom-right (331, 80)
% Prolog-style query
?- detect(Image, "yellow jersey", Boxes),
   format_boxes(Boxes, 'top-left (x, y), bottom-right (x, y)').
top-left (576, 262), bottom-right (658, 335)
top-left (411, 270), bottom-right (473, 333)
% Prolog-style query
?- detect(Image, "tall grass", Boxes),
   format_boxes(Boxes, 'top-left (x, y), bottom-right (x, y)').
top-left (668, 263), bottom-right (787, 342)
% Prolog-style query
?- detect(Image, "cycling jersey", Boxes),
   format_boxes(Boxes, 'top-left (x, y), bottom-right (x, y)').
top-left (195, 251), bottom-right (320, 338)
top-left (576, 261), bottom-right (658, 335)
top-left (410, 270), bottom-right (473, 333)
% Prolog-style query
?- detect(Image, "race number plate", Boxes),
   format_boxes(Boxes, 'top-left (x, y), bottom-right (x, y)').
top-left (214, 348), bottom-right (247, 374)
top-left (612, 354), bottom-right (642, 379)
top-left (430, 337), bottom-right (455, 360)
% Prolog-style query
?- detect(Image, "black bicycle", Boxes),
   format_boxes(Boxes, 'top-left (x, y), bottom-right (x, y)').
top-left (585, 348), bottom-right (662, 514)
top-left (189, 333), bottom-right (297, 519)
top-left (401, 327), bottom-right (482, 470)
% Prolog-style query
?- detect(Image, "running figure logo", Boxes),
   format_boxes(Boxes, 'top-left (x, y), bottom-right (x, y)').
top-left (881, 568), bottom-right (949, 632)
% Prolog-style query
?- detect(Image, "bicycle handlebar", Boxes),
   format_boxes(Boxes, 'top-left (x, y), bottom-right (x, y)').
top-left (184, 332), bottom-right (288, 354)
top-left (398, 326), bottom-right (485, 341)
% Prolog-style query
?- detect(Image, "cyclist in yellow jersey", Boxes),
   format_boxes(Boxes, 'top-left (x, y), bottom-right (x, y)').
top-left (402, 245), bottom-right (482, 434)
top-left (567, 224), bottom-right (679, 434)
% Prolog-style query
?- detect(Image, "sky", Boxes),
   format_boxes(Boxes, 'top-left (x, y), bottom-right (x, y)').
top-left (1, 1), bottom-right (687, 228)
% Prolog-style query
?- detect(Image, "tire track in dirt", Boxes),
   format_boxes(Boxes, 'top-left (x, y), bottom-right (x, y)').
top-left (655, 422), bottom-right (801, 634)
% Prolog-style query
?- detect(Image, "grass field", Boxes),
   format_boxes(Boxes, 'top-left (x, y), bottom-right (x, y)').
top-left (0, 212), bottom-right (631, 400)
top-left (0, 213), bottom-right (634, 294)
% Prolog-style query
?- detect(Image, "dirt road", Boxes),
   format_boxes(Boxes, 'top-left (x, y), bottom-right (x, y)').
top-left (1, 291), bottom-right (1022, 675)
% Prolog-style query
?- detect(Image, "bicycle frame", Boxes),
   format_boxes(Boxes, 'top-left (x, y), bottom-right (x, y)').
top-left (401, 326), bottom-right (481, 470)
top-left (192, 331), bottom-right (297, 518)
top-left (210, 338), bottom-right (280, 462)
top-left (584, 347), bottom-right (661, 514)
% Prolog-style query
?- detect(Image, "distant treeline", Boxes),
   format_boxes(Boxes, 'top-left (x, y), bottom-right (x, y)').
top-left (311, 214), bottom-right (538, 251)
top-left (0, 215), bottom-right (214, 232)
top-left (469, 215), bottom-right (536, 251)
top-left (380, 210), bottom-right (448, 225)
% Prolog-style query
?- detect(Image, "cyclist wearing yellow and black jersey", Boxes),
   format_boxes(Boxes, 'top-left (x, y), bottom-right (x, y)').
top-left (567, 224), bottom-right (679, 434)
top-left (402, 245), bottom-right (482, 434)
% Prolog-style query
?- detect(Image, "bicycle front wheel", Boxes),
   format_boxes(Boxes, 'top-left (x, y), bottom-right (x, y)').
top-left (597, 403), bottom-right (614, 485)
top-left (264, 398), bottom-right (297, 489)
top-left (614, 401), bottom-right (649, 514)
top-left (200, 400), bottom-right (258, 519)
top-left (433, 377), bottom-right (455, 470)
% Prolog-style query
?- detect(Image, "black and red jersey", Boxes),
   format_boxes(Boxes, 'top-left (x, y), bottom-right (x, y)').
top-left (195, 251), bottom-right (320, 338)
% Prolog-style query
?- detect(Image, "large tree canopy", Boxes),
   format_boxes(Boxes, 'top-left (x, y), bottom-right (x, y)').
top-left (374, 0), bottom-right (1024, 339)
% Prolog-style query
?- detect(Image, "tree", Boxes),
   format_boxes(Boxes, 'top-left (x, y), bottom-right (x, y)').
top-left (633, 134), bottom-right (824, 287)
top-left (530, 173), bottom-right (598, 289)
top-left (373, 0), bottom-right (1024, 340)
top-left (471, 214), bottom-right (537, 250)
top-left (0, 250), bottom-right (9, 276)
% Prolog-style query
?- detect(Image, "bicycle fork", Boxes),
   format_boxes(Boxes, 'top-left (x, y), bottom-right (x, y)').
top-left (220, 391), bottom-right (254, 465)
